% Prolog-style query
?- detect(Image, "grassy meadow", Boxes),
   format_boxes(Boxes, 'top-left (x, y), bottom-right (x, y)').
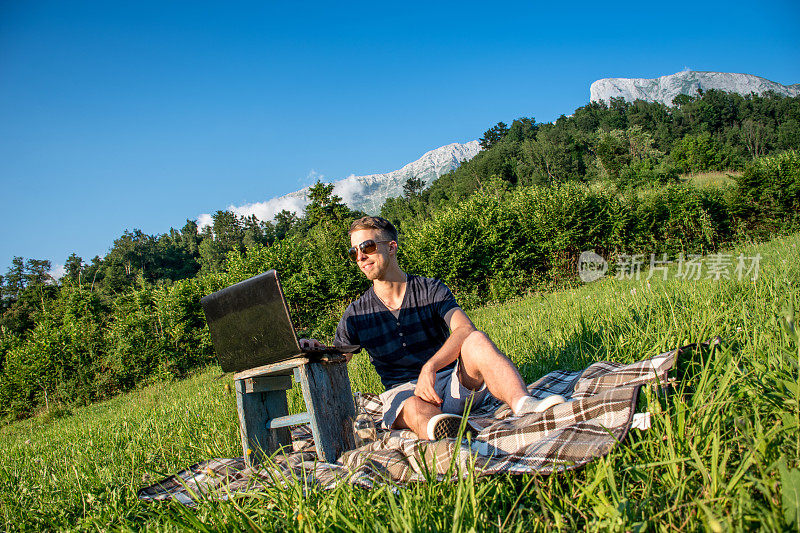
top-left (683, 171), bottom-right (740, 189)
top-left (1, 233), bottom-right (799, 531)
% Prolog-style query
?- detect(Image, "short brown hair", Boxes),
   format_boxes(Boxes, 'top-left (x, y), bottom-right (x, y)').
top-left (348, 216), bottom-right (398, 243)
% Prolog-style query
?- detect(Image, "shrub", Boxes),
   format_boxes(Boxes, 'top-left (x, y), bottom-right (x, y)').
top-left (0, 287), bottom-right (110, 420)
top-left (671, 132), bottom-right (738, 173)
top-left (733, 150), bottom-right (800, 231)
top-left (617, 184), bottom-right (732, 255)
top-left (402, 185), bottom-right (622, 301)
top-left (402, 182), bottom-right (737, 305)
top-left (615, 159), bottom-right (680, 189)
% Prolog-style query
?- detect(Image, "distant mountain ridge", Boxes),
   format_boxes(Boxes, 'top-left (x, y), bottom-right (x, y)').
top-left (198, 141), bottom-right (480, 227)
top-left (201, 72), bottom-right (800, 228)
top-left (590, 71), bottom-right (800, 106)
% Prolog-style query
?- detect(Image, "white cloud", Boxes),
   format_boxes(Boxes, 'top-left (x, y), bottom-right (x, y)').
top-left (196, 168), bottom-right (335, 230)
top-left (196, 212), bottom-right (214, 231)
top-left (333, 176), bottom-right (368, 205)
top-left (49, 264), bottom-right (66, 282)
top-left (303, 169), bottom-right (325, 186)
top-left (229, 195), bottom-right (309, 222)
top-left (196, 194), bottom-right (310, 230)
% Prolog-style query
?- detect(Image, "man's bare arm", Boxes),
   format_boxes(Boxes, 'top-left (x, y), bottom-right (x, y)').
top-left (413, 308), bottom-right (476, 405)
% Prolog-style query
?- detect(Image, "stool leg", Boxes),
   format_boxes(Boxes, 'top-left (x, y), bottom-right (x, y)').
top-left (235, 380), bottom-right (291, 467)
top-left (297, 361), bottom-right (357, 462)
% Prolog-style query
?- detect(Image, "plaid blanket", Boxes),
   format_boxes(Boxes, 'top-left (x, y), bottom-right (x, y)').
top-left (138, 345), bottom-right (686, 504)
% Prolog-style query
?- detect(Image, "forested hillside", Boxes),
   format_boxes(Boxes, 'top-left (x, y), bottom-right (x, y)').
top-left (382, 89), bottom-right (800, 226)
top-left (1, 89), bottom-right (799, 421)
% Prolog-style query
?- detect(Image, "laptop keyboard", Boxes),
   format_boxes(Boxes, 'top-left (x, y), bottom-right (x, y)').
top-left (302, 344), bottom-right (359, 354)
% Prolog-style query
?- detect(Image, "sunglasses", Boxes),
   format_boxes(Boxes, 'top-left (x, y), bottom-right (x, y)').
top-left (348, 239), bottom-right (391, 262)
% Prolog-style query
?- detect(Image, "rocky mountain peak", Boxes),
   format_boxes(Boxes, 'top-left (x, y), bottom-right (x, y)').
top-left (198, 140), bottom-right (481, 228)
top-left (590, 71), bottom-right (800, 106)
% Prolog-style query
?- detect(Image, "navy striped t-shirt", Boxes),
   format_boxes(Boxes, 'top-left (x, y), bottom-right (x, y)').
top-left (333, 275), bottom-right (460, 389)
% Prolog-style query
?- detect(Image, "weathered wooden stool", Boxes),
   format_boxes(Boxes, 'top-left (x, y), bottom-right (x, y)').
top-left (233, 353), bottom-right (356, 466)
top-left (199, 269), bottom-right (358, 467)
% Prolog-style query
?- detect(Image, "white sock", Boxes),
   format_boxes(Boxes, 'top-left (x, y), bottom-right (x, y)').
top-left (513, 395), bottom-right (534, 416)
top-left (513, 394), bottom-right (566, 416)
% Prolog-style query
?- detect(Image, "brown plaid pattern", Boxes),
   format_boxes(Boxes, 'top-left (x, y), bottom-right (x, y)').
top-left (139, 345), bottom-right (684, 504)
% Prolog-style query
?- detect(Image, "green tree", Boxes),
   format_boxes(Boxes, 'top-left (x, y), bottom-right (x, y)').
top-left (734, 150), bottom-right (800, 229)
top-left (78, 256), bottom-right (104, 291)
top-left (671, 132), bottom-right (728, 173)
top-left (197, 235), bottom-right (228, 275)
top-left (740, 118), bottom-right (771, 159)
top-left (778, 119), bottom-right (800, 150)
top-left (380, 196), bottom-right (416, 230)
top-left (402, 177), bottom-right (424, 199)
top-left (197, 211), bottom-right (247, 274)
top-left (107, 230), bottom-right (152, 277)
top-left (242, 214), bottom-right (273, 249)
top-left (25, 259), bottom-right (52, 287)
top-left (505, 117), bottom-right (538, 142)
top-left (599, 97), bottom-right (630, 131)
top-left (594, 129), bottom-right (632, 179)
top-left (479, 122), bottom-right (509, 149)
top-left (180, 219), bottom-right (201, 256)
top-left (63, 254), bottom-right (85, 285)
top-left (2, 257), bottom-right (26, 302)
top-left (672, 93), bottom-right (699, 107)
top-left (210, 211), bottom-right (244, 249)
top-left (521, 124), bottom-right (588, 184)
top-left (304, 181), bottom-right (351, 225)
top-left (274, 210), bottom-right (300, 241)
top-left (0, 257), bottom-right (56, 337)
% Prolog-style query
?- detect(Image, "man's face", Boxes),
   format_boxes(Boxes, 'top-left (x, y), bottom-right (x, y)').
top-left (350, 228), bottom-right (393, 281)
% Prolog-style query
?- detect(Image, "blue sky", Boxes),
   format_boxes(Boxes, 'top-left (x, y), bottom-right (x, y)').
top-left (1, 0), bottom-right (798, 275)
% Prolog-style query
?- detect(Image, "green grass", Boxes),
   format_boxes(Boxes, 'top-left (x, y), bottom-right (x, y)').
top-left (682, 170), bottom-right (740, 188)
top-left (1, 234), bottom-right (799, 531)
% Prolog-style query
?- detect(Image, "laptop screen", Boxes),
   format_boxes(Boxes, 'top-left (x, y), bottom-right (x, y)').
top-left (201, 270), bottom-right (302, 372)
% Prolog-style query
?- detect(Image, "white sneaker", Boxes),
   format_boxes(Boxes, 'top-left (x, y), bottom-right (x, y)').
top-left (514, 394), bottom-right (566, 416)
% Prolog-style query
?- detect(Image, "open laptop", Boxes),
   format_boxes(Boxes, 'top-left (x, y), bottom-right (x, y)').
top-left (201, 270), bottom-right (358, 373)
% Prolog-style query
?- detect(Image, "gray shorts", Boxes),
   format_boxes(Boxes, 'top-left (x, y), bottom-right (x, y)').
top-left (378, 360), bottom-right (492, 428)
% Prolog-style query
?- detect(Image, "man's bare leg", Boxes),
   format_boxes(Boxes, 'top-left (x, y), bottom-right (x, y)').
top-left (394, 330), bottom-right (563, 439)
top-left (393, 396), bottom-right (443, 437)
top-left (393, 330), bottom-right (524, 439)
top-left (457, 330), bottom-right (529, 408)
top-left (458, 330), bottom-right (566, 415)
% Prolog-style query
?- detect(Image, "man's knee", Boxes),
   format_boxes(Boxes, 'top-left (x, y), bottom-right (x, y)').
top-left (402, 395), bottom-right (425, 414)
top-left (461, 330), bottom-right (494, 359)
top-left (394, 395), bottom-right (438, 430)
top-left (399, 395), bottom-right (438, 420)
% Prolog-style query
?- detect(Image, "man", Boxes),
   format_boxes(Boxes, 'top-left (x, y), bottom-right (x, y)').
top-left (304, 216), bottom-right (564, 440)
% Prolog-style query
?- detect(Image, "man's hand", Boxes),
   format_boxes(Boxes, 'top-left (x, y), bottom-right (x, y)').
top-left (299, 338), bottom-right (323, 351)
top-left (414, 364), bottom-right (442, 406)
top-left (299, 338), bottom-right (354, 363)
